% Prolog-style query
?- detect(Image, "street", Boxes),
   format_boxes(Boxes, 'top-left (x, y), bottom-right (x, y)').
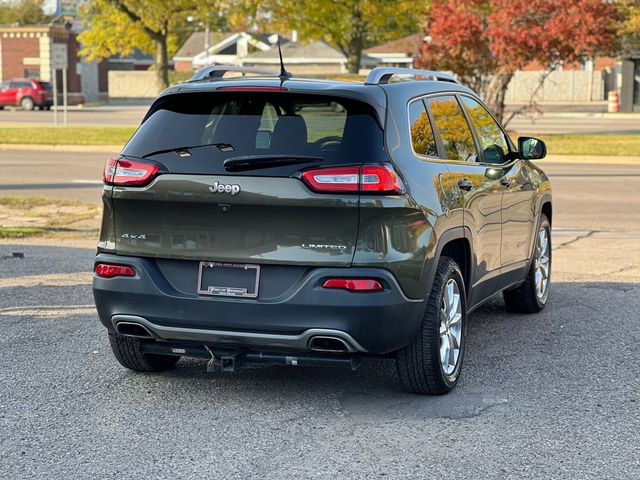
top-left (1, 157), bottom-right (639, 478)
top-left (2, 105), bottom-right (640, 134)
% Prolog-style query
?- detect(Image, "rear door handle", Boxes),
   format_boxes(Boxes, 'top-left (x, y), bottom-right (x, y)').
top-left (457, 179), bottom-right (473, 191)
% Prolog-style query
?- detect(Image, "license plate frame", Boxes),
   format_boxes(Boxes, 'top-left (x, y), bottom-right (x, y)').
top-left (197, 261), bottom-right (260, 298)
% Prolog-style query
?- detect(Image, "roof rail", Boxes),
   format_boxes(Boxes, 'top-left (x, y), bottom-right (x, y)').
top-left (190, 65), bottom-right (282, 82)
top-left (364, 67), bottom-right (458, 85)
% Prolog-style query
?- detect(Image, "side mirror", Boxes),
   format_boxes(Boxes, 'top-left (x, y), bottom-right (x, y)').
top-left (518, 137), bottom-right (546, 160)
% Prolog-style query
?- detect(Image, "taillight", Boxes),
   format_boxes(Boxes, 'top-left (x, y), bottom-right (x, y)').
top-left (301, 166), bottom-right (360, 192)
top-left (103, 158), bottom-right (159, 186)
top-left (301, 164), bottom-right (403, 194)
top-left (95, 263), bottom-right (136, 278)
top-left (322, 278), bottom-right (384, 292)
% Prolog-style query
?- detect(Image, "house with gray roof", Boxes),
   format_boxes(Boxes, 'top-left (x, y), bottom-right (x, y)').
top-left (241, 41), bottom-right (347, 75)
top-left (174, 32), bottom-right (271, 72)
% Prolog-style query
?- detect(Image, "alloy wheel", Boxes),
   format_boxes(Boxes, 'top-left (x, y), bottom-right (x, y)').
top-left (534, 226), bottom-right (550, 299)
top-left (439, 278), bottom-right (462, 376)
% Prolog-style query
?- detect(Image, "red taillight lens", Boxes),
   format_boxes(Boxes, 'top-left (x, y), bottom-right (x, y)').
top-left (103, 158), bottom-right (159, 186)
top-left (301, 166), bottom-right (360, 192)
top-left (95, 263), bottom-right (136, 278)
top-left (361, 165), bottom-right (402, 193)
top-left (322, 278), bottom-right (384, 292)
top-left (301, 164), bottom-right (403, 194)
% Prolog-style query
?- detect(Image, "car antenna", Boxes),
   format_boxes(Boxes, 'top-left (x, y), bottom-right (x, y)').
top-left (277, 38), bottom-right (292, 81)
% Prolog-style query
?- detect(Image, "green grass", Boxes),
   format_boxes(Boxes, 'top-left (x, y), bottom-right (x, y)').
top-left (0, 125), bottom-right (135, 145)
top-left (515, 134), bottom-right (640, 157)
top-left (0, 195), bottom-right (84, 209)
top-left (0, 226), bottom-right (46, 238)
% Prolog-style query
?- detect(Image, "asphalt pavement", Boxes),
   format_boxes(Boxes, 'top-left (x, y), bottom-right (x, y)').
top-left (1, 104), bottom-right (640, 134)
top-left (1, 159), bottom-right (639, 478)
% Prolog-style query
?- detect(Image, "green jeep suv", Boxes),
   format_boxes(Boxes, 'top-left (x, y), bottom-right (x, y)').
top-left (93, 66), bottom-right (552, 394)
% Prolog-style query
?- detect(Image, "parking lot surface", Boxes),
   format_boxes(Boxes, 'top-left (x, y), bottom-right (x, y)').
top-left (1, 160), bottom-right (639, 478)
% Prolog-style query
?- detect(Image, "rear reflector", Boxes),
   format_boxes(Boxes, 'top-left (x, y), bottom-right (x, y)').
top-left (95, 263), bottom-right (136, 278)
top-left (322, 278), bottom-right (384, 292)
top-left (301, 164), bottom-right (403, 194)
top-left (103, 158), bottom-right (159, 186)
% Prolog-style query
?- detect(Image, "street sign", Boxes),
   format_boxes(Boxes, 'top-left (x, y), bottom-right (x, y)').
top-left (56, 0), bottom-right (81, 17)
top-left (51, 44), bottom-right (68, 70)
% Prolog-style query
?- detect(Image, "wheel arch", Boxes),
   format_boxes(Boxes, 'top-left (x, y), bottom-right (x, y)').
top-left (422, 226), bottom-right (473, 301)
top-left (541, 200), bottom-right (552, 225)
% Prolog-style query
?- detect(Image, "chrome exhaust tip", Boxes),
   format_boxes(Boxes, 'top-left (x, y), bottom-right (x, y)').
top-left (115, 321), bottom-right (154, 339)
top-left (308, 336), bottom-right (351, 353)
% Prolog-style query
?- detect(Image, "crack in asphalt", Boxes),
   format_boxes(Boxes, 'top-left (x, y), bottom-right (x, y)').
top-left (553, 230), bottom-right (598, 250)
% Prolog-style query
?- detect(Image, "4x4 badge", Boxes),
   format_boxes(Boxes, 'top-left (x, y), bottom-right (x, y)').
top-left (209, 181), bottom-right (240, 195)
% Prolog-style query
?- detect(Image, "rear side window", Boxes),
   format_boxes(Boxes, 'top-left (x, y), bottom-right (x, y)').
top-left (123, 92), bottom-right (386, 176)
top-left (425, 96), bottom-right (477, 162)
top-left (10, 81), bottom-right (33, 89)
top-left (460, 96), bottom-right (509, 164)
top-left (408, 99), bottom-right (438, 158)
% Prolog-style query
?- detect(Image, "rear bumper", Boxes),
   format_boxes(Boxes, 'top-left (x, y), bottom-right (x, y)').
top-left (92, 254), bottom-right (426, 354)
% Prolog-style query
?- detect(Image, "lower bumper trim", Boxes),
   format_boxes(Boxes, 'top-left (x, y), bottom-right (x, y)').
top-left (111, 315), bottom-right (368, 353)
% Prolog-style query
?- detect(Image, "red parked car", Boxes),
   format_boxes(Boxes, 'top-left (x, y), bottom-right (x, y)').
top-left (0, 78), bottom-right (53, 111)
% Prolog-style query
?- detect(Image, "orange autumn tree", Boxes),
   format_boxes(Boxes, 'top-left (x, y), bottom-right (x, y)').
top-left (418, 0), bottom-right (621, 123)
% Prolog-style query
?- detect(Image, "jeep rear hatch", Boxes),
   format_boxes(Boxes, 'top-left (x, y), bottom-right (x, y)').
top-left (109, 91), bottom-right (391, 266)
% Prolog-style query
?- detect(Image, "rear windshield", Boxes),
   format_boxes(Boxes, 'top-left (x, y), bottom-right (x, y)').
top-left (40, 82), bottom-right (52, 91)
top-left (122, 92), bottom-right (386, 175)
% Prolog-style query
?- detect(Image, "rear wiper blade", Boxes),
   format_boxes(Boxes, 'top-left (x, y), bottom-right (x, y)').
top-left (142, 143), bottom-right (230, 158)
top-left (223, 155), bottom-right (323, 172)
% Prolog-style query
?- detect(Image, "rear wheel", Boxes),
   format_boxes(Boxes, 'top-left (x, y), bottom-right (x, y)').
top-left (396, 257), bottom-right (466, 395)
top-left (20, 97), bottom-right (34, 111)
top-left (503, 214), bottom-right (551, 313)
top-left (109, 334), bottom-right (180, 372)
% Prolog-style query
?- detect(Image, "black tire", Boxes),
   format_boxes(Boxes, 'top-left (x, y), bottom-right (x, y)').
top-left (396, 256), bottom-right (467, 395)
top-left (20, 97), bottom-right (34, 111)
top-left (108, 334), bottom-right (180, 372)
top-left (503, 214), bottom-right (551, 313)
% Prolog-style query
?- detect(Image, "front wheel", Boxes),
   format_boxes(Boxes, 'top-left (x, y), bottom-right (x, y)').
top-left (503, 214), bottom-right (551, 313)
top-left (396, 257), bottom-right (467, 395)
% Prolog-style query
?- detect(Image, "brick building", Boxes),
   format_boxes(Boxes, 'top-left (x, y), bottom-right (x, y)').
top-left (0, 25), bottom-right (107, 104)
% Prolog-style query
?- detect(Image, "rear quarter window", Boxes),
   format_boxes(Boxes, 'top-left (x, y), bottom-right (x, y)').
top-left (408, 99), bottom-right (438, 158)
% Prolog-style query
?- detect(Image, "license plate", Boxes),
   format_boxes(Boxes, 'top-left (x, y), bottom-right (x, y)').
top-left (197, 262), bottom-right (260, 298)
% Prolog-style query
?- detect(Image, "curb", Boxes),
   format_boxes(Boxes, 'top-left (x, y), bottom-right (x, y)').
top-left (0, 144), bottom-right (121, 153)
top-left (545, 155), bottom-right (640, 165)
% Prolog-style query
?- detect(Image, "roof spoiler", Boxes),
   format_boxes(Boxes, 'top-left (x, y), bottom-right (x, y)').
top-left (190, 66), bottom-right (283, 82)
top-left (364, 67), bottom-right (458, 85)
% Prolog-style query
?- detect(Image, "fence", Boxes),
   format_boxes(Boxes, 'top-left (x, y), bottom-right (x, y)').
top-left (106, 69), bottom-right (608, 103)
top-left (505, 70), bottom-right (605, 103)
top-left (108, 71), bottom-right (160, 99)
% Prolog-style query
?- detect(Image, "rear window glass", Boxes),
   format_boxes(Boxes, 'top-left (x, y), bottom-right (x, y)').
top-left (123, 92), bottom-right (386, 175)
top-left (40, 82), bottom-right (52, 91)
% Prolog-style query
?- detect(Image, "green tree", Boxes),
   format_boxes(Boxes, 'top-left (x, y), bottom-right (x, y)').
top-left (620, 0), bottom-right (640, 52)
top-left (79, 0), bottom-right (231, 89)
top-left (0, 0), bottom-right (52, 25)
top-left (266, 0), bottom-right (427, 73)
